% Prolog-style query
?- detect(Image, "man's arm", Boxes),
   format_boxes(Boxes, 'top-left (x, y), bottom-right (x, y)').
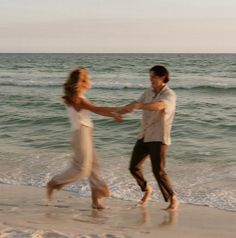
top-left (135, 91), bottom-right (176, 111)
top-left (135, 101), bottom-right (166, 111)
top-left (117, 101), bottom-right (138, 114)
top-left (117, 100), bottom-right (166, 114)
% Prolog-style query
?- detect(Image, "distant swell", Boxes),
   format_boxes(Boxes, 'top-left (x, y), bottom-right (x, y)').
top-left (175, 85), bottom-right (236, 90)
top-left (0, 81), bottom-right (61, 88)
top-left (0, 81), bottom-right (236, 90)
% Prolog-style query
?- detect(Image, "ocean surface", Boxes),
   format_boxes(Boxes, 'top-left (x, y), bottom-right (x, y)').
top-left (0, 53), bottom-right (235, 211)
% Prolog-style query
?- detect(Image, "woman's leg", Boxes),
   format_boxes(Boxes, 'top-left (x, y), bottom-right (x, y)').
top-left (47, 126), bottom-right (93, 200)
top-left (89, 151), bottom-right (109, 197)
top-left (89, 150), bottom-right (109, 209)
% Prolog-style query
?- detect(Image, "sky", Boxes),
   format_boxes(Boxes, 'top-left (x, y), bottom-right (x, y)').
top-left (0, 0), bottom-right (236, 53)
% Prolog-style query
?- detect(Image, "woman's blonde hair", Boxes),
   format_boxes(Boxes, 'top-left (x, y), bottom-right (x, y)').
top-left (62, 67), bottom-right (88, 106)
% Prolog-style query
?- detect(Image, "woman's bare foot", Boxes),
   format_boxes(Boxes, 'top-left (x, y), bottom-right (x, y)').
top-left (91, 190), bottom-right (107, 209)
top-left (92, 192), bottom-right (105, 209)
top-left (46, 183), bottom-right (54, 201)
top-left (46, 182), bottom-right (64, 201)
top-left (92, 198), bottom-right (106, 209)
top-left (101, 185), bottom-right (110, 197)
top-left (138, 185), bottom-right (153, 206)
top-left (165, 195), bottom-right (179, 211)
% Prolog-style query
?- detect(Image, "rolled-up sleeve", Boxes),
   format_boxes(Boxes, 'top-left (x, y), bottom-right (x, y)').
top-left (158, 91), bottom-right (176, 112)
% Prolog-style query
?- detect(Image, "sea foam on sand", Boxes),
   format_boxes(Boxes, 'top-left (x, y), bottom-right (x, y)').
top-left (0, 184), bottom-right (235, 238)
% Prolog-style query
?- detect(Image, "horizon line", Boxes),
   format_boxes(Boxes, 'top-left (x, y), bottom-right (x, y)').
top-left (1, 52), bottom-right (236, 54)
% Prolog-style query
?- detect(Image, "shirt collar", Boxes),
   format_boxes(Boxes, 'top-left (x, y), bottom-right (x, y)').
top-left (152, 84), bottom-right (168, 98)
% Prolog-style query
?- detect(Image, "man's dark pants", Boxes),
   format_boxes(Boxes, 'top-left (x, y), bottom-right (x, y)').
top-left (129, 138), bottom-right (174, 202)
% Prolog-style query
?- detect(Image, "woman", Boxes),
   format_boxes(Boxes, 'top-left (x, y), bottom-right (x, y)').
top-left (47, 67), bottom-right (121, 209)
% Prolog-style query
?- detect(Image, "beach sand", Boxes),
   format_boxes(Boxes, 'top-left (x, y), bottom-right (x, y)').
top-left (0, 184), bottom-right (235, 238)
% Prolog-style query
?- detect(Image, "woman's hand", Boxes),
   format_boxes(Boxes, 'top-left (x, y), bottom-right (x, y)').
top-left (118, 102), bottom-right (141, 114)
top-left (112, 112), bottom-right (123, 123)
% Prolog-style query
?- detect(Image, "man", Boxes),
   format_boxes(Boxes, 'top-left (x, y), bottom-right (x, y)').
top-left (122, 65), bottom-right (179, 210)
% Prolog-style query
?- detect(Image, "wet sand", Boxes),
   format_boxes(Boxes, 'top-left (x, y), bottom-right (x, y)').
top-left (0, 184), bottom-right (235, 238)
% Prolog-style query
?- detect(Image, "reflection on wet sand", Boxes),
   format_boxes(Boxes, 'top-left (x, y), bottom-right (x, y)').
top-left (138, 206), bottom-right (178, 227)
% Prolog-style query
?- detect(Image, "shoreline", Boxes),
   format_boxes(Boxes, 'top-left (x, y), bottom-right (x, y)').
top-left (0, 184), bottom-right (235, 238)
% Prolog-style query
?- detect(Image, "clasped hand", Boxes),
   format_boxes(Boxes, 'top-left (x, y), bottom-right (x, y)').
top-left (112, 103), bottom-right (141, 122)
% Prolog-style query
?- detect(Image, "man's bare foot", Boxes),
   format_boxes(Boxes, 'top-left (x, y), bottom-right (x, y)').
top-left (138, 185), bottom-right (153, 206)
top-left (165, 195), bottom-right (179, 211)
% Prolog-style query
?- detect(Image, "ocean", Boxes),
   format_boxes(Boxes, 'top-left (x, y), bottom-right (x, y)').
top-left (0, 53), bottom-right (235, 211)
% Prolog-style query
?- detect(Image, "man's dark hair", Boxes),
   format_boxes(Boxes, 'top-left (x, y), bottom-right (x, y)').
top-left (149, 65), bottom-right (169, 83)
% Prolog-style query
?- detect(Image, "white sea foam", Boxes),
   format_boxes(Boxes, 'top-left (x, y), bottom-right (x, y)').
top-left (0, 228), bottom-right (125, 238)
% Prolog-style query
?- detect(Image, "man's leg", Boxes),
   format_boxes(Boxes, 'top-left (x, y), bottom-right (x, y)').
top-left (148, 142), bottom-right (179, 210)
top-left (129, 139), bottom-right (152, 205)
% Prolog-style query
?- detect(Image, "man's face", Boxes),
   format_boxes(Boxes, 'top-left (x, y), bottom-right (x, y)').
top-left (149, 71), bottom-right (165, 90)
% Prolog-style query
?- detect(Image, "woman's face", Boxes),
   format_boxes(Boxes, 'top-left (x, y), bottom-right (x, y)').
top-left (77, 69), bottom-right (92, 93)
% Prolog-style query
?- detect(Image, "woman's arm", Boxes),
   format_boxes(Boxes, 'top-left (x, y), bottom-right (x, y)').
top-left (74, 97), bottom-right (122, 122)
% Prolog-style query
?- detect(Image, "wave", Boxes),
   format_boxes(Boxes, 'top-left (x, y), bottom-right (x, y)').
top-left (175, 85), bottom-right (236, 90)
top-left (1, 81), bottom-right (236, 90)
top-left (0, 81), bottom-right (146, 89)
top-left (0, 81), bottom-right (61, 88)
